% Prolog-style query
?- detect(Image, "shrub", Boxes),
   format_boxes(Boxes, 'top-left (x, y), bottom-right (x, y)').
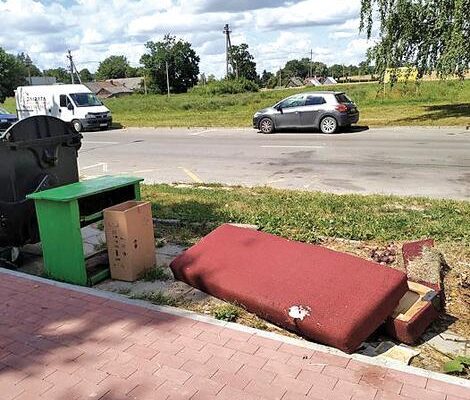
top-left (213, 303), bottom-right (241, 322)
top-left (190, 78), bottom-right (259, 95)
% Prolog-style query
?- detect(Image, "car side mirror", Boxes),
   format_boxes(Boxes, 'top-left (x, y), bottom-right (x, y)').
top-left (67, 103), bottom-right (74, 111)
top-left (277, 106), bottom-right (283, 114)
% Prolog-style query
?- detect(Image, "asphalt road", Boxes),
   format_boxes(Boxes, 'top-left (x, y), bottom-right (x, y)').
top-left (78, 126), bottom-right (470, 200)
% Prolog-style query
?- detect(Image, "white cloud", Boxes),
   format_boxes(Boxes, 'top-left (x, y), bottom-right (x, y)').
top-left (0, 0), bottom-right (371, 77)
top-left (253, 0), bottom-right (360, 30)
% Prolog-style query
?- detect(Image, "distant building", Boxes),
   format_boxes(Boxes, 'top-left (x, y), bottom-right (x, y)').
top-left (285, 77), bottom-right (304, 88)
top-left (30, 76), bottom-right (57, 86)
top-left (304, 77), bottom-right (322, 87)
top-left (84, 81), bottom-right (133, 99)
top-left (322, 77), bottom-right (338, 85)
top-left (105, 77), bottom-right (143, 91)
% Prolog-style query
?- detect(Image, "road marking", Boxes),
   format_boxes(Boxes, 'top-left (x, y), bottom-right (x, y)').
top-left (178, 167), bottom-right (203, 183)
top-left (134, 169), bottom-right (154, 174)
top-left (260, 145), bottom-right (324, 149)
top-left (266, 178), bottom-right (284, 184)
top-left (83, 140), bottom-right (120, 145)
top-left (80, 162), bottom-right (108, 172)
top-left (190, 129), bottom-right (216, 136)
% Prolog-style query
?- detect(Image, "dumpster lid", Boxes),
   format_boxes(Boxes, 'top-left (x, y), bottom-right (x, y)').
top-left (27, 176), bottom-right (143, 202)
top-left (2, 115), bottom-right (80, 142)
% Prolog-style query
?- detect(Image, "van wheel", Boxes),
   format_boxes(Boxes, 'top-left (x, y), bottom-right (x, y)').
top-left (72, 120), bottom-right (82, 133)
top-left (259, 118), bottom-right (274, 134)
top-left (320, 116), bottom-right (338, 134)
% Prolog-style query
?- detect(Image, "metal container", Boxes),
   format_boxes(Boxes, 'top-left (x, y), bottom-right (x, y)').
top-left (0, 116), bottom-right (81, 247)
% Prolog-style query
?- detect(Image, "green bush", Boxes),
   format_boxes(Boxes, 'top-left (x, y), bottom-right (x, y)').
top-left (190, 78), bottom-right (259, 95)
top-left (213, 304), bottom-right (241, 322)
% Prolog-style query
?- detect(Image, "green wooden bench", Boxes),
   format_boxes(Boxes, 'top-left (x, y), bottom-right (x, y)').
top-left (27, 176), bottom-right (143, 286)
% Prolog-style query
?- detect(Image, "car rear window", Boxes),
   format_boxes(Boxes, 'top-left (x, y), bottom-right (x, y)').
top-left (335, 93), bottom-right (352, 103)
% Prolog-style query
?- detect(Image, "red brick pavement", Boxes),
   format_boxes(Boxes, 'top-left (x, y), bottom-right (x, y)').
top-left (0, 271), bottom-right (469, 400)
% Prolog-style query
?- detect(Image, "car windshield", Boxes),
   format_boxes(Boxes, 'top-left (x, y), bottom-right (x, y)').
top-left (70, 93), bottom-right (102, 107)
top-left (0, 107), bottom-right (10, 114)
top-left (276, 95), bottom-right (305, 109)
top-left (335, 93), bottom-right (353, 103)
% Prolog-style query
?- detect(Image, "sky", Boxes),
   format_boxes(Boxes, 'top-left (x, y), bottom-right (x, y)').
top-left (0, 0), bottom-right (374, 77)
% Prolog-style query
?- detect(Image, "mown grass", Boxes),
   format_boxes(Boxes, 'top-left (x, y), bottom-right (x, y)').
top-left (3, 80), bottom-right (469, 127)
top-left (106, 80), bottom-right (470, 127)
top-left (142, 184), bottom-right (470, 245)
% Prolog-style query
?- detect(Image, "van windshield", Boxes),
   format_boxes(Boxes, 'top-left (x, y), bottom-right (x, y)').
top-left (70, 93), bottom-right (102, 107)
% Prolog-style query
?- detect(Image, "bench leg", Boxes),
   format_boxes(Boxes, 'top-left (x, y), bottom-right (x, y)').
top-left (34, 199), bottom-right (88, 286)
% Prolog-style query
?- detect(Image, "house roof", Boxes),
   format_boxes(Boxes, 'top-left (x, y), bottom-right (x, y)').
top-left (84, 81), bottom-right (133, 96)
top-left (323, 77), bottom-right (338, 85)
top-left (286, 77), bottom-right (304, 87)
top-left (305, 77), bottom-right (322, 86)
top-left (105, 77), bottom-right (143, 90)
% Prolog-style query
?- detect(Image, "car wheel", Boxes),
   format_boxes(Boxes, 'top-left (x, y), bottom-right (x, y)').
top-left (320, 116), bottom-right (338, 134)
top-left (72, 119), bottom-right (82, 133)
top-left (259, 118), bottom-right (274, 134)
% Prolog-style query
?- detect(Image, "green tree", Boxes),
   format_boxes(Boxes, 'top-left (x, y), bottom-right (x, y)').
top-left (311, 61), bottom-right (328, 77)
top-left (358, 60), bottom-right (373, 75)
top-left (0, 47), bottom-right (26, 103)
top-left (229, 43), bottom-right (257, 82)
top-left (360, 0), bottom-right (470, 79)
top-left (346, 64), bottom-right (359, 76)
top-left (260, 70), bottom-right (274, 87)
top-left (140, 35), bottom-right (200, 94)
top-left (43, 67), bottom-right (71, 84)
top-left (328, 64), bottom-right (344, 78)
top-left (283, 58), bottom-right (310, 79)
top-left (16, 52), bottom-right (41, 80)
top-left (96, 55), bottom-right (131, 80)
top-left (80, 68), bottom-right (94, 82)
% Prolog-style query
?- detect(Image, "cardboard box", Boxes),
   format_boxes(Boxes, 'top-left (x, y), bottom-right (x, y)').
top-left (104, 201), bottom-right (155, 281)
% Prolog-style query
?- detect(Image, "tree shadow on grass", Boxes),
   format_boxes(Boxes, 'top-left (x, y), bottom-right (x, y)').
top-left (394, 103), bottom-right (470, 124)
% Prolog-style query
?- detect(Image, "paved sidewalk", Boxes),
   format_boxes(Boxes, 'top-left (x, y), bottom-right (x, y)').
top-left (0, 270), bottom-right (469, 400)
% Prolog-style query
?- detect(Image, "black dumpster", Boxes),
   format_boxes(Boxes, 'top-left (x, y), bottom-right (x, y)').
top-left (0, 116), bottom-right (82, 247)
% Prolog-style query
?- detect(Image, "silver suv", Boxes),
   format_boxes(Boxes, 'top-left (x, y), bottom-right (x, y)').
top-left (253, 91), bottom-right (359, 134)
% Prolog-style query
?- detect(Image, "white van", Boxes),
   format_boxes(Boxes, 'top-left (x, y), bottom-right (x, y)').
top-left (15, 84), bottom-right (112, 132)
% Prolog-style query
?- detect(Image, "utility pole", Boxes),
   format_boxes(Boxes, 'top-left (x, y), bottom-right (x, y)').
top-left (165, 60), bottom-right (170, 98)
top-left (67, 50), bottom-right (74, 84)
top-left (66, 50), bottom-right (82, 84)
top-left (223, 24), bottom-right (232, 78)
top-left (310, 49), bottom-right (313, 78)
top-left (278, 67), bottom-right (282, 88)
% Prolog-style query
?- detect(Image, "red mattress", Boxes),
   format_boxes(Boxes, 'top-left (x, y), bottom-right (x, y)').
top-left (170, 225), bottom-right (408, 353)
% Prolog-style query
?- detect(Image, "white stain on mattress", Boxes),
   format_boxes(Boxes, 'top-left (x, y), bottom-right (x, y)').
top-left (288, 305), bottom-right (311, 320)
